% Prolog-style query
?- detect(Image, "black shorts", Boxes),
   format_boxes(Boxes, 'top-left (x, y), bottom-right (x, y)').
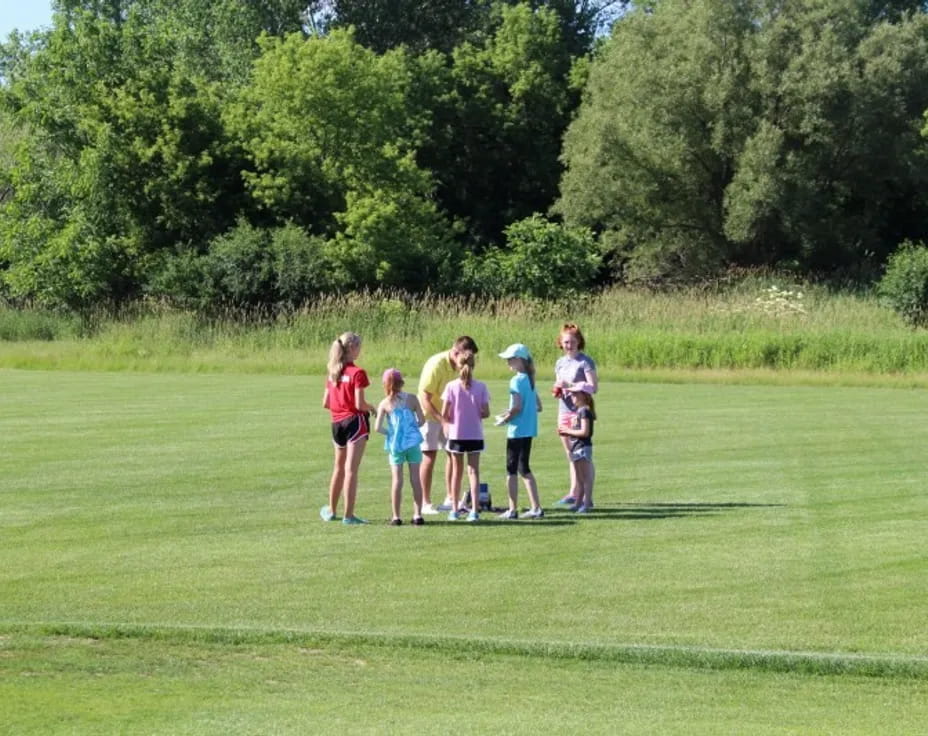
top-left (448, 439), bottom-right (485, 454)
top-left (331, 413), bottom-right (370, 448)
top-left (506, 437), bottom-right (533, 476)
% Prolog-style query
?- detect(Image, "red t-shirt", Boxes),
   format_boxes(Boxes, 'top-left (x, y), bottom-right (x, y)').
top-left (326, 363), bottom-right (370, 422)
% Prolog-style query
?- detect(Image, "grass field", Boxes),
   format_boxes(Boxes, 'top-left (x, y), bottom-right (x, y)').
top-left (2, 369), bottom-right (927, 733)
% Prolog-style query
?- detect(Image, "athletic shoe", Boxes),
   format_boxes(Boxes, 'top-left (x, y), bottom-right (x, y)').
top-left (436, 499), bottom-right (454, 512)
top-left (498, 509), bottom-right (518, 520)
top-left (523, 508), bottom-right (544, 519)
top-left (411, 516), bottom-right (425, 526)
top-left (320, 505), bottom-right (335, 522)
top-left (420, 503), bottom-right (440, 515)
top-left (574, 505), bottom-right (590, 514)
top-left (447, 510), bottom-right (462, 521)
top-left (390, 518), bottom-right (403, 526)
top-left (467, 510), bottom-right (479, 522)
top-left (554, 495), bottom-right (576, 506)
top-left (342, 516), bottom-right (368, 525)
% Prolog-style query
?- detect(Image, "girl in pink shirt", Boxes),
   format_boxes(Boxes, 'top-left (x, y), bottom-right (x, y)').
top-left (441, 352), bottom-right (490, 522)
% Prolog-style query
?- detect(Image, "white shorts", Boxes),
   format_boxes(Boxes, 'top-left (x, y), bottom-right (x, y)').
top-left (420, 420), bottom-right (447, 452)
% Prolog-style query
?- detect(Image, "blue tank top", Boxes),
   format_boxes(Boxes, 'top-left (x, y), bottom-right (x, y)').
top-left (384, 394), bottom-right (423, 453)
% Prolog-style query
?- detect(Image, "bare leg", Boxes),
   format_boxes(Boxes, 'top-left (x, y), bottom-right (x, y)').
top-left (507, 473), bottom-right (518, 512)
top-left (449, 453), bottom-right (464, 512)
top-left (408, 462), bottom-right (423, 518)
top-left (522, 472), bottom-right (541, 511)
top-left (560, 433), bottom-right (578, 500)
top-left (390, 463), bottom-right (403, 520)
top-left (420, 449), bottom-right (438, 506)
top-left (328, 446), bottom-right (346, 514)
top-left (443, 450), bottom-right (454, 506)
top-left (466, 453), bottom-right (480, 512)
top-left (575, 459), bottom-right (593, 507)
top-left (343, 437), bottom-right (367, 518)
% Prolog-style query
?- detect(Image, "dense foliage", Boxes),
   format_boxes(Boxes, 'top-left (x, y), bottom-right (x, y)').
top-left (1, 0), bottom-right (928, 311)
top-left (558, 0), bottom-right (928, 283)
top-left (878, 241), bottom-right (928, 326)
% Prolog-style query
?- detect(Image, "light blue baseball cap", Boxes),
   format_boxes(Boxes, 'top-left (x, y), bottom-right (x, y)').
top-left (498, 343), bottom-right (532, 361)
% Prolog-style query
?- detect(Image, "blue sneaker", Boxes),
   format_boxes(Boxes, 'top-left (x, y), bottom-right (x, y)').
top-left (467, 510), bottom-right (479, 522)
top-left (574, 505), bottom-right (589, 514)
top-left (342, 516), bottom-right (368, 525)
top-left (320, 505), bottom-right (335, 522)
top-left (555, 495), bottom-right (576, 506)
top-left (447, 510), bottom-right (462, 521)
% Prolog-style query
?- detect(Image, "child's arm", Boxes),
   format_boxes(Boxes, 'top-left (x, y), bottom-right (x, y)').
top-left (322, 386), bottom-right (329, 409)
top-left (480, 402), bottom-right (490, 419)
top-left (356, 386), bottom-right (375, 414)
top-left (441, 398), bottom-right (453, 424)
top-left (500, 391), bottom-right (523, 423)
top-left (560, 415), bottom-right (591, 439)
top-left (374, 400), bottom-right (388, 435)
top-left (584, 368), bottom-right (599, 394)
top-left (535, 393), bottom-right (543, 413)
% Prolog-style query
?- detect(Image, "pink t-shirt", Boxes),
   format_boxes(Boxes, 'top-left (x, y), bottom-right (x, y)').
top-left (441, 378), bottom-right (489, 441)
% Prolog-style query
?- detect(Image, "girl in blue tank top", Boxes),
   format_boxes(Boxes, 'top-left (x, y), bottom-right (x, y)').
top-left (374, 368), bottom-right (426, 525)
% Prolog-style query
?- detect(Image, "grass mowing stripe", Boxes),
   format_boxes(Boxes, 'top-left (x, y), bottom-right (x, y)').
top-left (6, 621), bottom-right (928, 681)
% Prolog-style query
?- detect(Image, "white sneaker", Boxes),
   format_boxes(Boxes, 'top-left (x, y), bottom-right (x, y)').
top-left (523, 508), bottom-right (544, 519)
top-left (420, 503), bottom-right (440, 515)
top-left (498, 509), bottom-right (518, 520)
top-left (436, 498), bottom-right (453, 511)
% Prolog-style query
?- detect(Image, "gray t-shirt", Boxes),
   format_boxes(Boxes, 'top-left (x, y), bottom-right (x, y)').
top-left (554, 352), bottom-right (596, 414)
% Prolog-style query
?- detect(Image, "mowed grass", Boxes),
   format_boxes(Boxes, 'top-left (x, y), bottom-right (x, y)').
top-left (2, 369), bottom-right (927, 733)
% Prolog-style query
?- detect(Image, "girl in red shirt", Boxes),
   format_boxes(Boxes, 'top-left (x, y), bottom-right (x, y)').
top-left (321, 331), bottom-right (375, 525)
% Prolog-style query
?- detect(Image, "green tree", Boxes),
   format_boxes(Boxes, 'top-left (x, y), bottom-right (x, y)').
top-left (0, 1), bottom-right (296, 307)
top-left (321, 0), bottom-right (624, 56)
top-left (227, 30), bottom-right (457, 288)
top-left (415, 2), bottom-right (578, 248)
top-left (557, 0), bottom-right (928, 282)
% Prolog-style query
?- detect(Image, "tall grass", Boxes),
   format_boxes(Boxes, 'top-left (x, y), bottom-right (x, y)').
top-left (2, 281), bottom-right (927, 378)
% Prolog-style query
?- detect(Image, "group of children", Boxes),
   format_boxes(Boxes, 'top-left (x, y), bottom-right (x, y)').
top-left (321, 327), bottom-right (597, 525)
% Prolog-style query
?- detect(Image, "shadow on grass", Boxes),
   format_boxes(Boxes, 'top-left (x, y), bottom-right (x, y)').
top-left (400, 519), bottom-right (577, 528)
top-left (374, 502), bottom-right (784, 525)
top-left (548, 501), bottom-right (785, 521)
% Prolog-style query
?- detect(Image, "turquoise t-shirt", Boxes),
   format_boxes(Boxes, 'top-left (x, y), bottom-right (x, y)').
top-left (507, 372), bottom-right (538, 439)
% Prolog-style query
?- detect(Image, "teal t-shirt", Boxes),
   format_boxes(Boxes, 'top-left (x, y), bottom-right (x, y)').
top-left (507, 372), bottom-right (538, 439)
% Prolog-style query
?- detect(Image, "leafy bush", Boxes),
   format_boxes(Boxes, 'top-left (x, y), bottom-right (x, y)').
top-left (329, 189), bottom-right (457, 289)
top-left (877, 241), bottom-right (928, 327)
top-left (147, 248), bottom-right (214, 309)
top-left (463, 215), bottom-right (600, 299)
top-left (270, 224), bottom-right (339, 304)
top-left (205, 220), bottom-right (276, 306)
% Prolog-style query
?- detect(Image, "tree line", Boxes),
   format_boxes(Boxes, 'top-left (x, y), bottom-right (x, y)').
top-left (1, 0), bottom-right (927, 311)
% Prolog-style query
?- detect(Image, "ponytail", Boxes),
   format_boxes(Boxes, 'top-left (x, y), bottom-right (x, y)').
top-left (458, 351), bottom-right (474, 389)
top-left (522, 357), bottom-right (536, 390)
top-left (327, 331), bottom-right (360, 383)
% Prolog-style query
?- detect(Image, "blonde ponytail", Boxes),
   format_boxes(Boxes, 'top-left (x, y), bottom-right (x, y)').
top-left (327, 331), bottom-right (360, 382)
top-left (458, 351), bottom-right (474, 389)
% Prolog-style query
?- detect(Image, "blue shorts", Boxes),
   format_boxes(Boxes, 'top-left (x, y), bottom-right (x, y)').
top-left (389, 445), bottom-right (423, 466)
top-left (569, 444), bottom-right (593, 463)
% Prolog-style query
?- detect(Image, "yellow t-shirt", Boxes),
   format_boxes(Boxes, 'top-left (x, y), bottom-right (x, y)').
top-left (418, 351), bottom-right (458, 419)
